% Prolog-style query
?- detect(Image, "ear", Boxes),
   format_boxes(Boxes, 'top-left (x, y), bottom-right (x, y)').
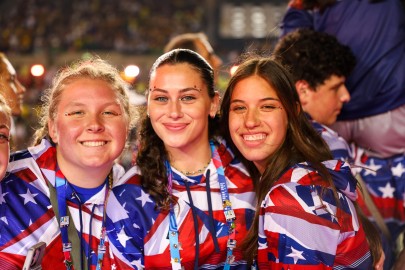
top-left (209, 91), bottom-right (220, 118)
top-left (295, 80), bottom-right (310, 105)
top-left (48, 119), bottom-right (59, 144)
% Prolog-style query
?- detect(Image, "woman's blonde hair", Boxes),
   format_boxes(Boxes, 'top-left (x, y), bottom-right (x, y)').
top-left (32, 56), bottom-right (135, 146)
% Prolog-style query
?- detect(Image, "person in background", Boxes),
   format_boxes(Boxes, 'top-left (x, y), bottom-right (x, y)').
top-left (0, 57), bottom-right (135, 269)
top-left (280, 0), bottom-right (405, 263)
top-left (220, 56), bottom-right (380, 269)
top-left (0, 53), bottom-right (26, 117)
top-left (0, 94), bottom-right (11, 180)
top-left (164, 32), bottom-right (223, 84)
top-left (107, 49), bottom-right (255, 269)
top-left (272, 27), bottom-right (390, 269)
top-left (280, 0), bottom-right (405, 155)
top-left (0, 52), bottom-right (27, 151)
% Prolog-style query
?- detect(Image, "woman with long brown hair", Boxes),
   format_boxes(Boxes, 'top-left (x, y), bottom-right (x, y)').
top-left (220, 56), bottom-right (375, 269)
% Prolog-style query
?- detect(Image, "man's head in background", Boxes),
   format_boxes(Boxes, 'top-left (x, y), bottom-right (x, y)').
top-left (164, 32), bottom-right (223, 82)
top-left (0, 53), bottom-right (26, 116)
top-left (272, 28), bottom-right (356, 126)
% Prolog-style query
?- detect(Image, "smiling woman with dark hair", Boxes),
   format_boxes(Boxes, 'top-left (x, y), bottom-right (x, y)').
top-left (108, 49), bottom-right (255, 269)
top-left (220, 56), bottom-right (375, 269)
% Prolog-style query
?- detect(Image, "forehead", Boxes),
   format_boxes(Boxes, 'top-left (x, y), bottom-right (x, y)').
top-left (232, 75), bottom-right (279, 100)
top-left (59, 78), bottom-right (120, 105)
top-left (150, 63), bottom-right (204, 89)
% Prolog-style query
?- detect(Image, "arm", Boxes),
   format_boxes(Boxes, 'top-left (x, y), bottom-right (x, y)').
top-left (257, 180), bottom-right (372, 269)
top-left (280, 6), bottom-right (314, 37)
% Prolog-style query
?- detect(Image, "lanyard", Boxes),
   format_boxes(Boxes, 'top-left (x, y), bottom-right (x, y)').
top-left (166, 141), bottom-right (236, 270)
top-left (55, 167), bottom-right (112, 270)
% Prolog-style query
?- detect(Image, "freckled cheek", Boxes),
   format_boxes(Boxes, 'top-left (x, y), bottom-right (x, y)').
top-left (228, 115), bottom-right (240, 132)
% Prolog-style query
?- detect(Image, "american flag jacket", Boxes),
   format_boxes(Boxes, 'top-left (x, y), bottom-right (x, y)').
top-left (256, 159), bottom-right (373, 269)
top-left (0, 139), bottom-right (134, 269)
top-left (107, 138), bottom-right (256, 269)
top-left (312, 120), bottom-right (405, 242)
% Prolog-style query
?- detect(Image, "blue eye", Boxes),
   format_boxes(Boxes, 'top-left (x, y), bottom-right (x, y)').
top-left (179, 95), bottom-right (197, 103)
top-left (153, 96), bottom-right (168, 102)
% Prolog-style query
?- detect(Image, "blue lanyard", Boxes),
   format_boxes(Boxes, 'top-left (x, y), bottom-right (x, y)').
top-left (166, 141), bottom-right (236, 270)
top-left (210, 141), bottom-right (236, 270)
top-left (55, 167), bottom-right (111, 270)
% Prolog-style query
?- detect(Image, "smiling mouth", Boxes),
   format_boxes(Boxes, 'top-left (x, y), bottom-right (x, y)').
top-left (243, 133), bottom-right (266, 141)
top-left (81, 141), bottom-right (107, 147)
top-left (164, 123), bottom-right (187, 130)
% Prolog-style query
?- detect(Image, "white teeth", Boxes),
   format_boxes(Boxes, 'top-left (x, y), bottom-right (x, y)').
top-left (243, 134), bottom-right (266, 141)
top-left (82, 141), bottom-right (106, 147)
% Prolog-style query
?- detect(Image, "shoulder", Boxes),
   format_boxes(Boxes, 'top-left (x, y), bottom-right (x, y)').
top-left (213, 136), bottom-right (247, 169)
top-left (4, 141), bottom-right (54, 194)
top-left (8, 139), bottom-right (56, 174)
top-left (112, 164), bottom-right (154, 205)
top-left (115, 165), bottom-right (143, 187)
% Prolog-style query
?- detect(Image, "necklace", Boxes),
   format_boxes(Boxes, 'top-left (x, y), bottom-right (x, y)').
top-left (171, 160), bottom-right (211, 176)
top-left (165, 141), bottom-right (236, 270)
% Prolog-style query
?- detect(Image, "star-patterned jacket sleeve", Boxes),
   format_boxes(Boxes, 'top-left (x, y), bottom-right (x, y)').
top-left (256, 162), bottom-right (373, 269)
top-left (357, 153), bottom-right (405, 241)
top-left (106, 166), bottom-right (159, 270)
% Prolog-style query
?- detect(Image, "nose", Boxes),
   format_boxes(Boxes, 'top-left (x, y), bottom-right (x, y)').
top-left (86, 114), bottom-right (105, 132)
top-left (15, 79), bottom-right (26, 95)
top-left (168, 99), bottom-right (183, 119)
top-left (339, 85), bottom-right (351, 103)
top-left (244, 108), bottom-right (260, 129)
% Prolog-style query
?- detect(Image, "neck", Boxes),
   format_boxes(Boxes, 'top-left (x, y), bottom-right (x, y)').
top-left (168, 140), bottom-right (212, 175)
top-left (56, 152), bottom-right (112, 188)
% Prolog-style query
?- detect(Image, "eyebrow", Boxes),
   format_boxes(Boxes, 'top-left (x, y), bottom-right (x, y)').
top-left (0, 124), bottom-right (10, 130)
top-left (230, 97), bottom-right (281, 103)
top-left (149, 87), bottom-right (202, 93)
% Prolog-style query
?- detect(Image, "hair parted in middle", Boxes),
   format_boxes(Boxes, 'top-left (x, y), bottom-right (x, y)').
top-left (137, 48), bottom-right (220, 210)
top-left (220, 55), bottom-right (336, 263)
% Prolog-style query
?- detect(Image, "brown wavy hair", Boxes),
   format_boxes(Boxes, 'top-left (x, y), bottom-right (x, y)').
top-left (136, 49), bottom-right (220, 210)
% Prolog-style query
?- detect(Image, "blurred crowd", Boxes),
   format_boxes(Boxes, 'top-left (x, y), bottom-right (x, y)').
top-left (0, 0), bottom-right (211, 151)
top-left (0, 0), bottom-right (205, 55)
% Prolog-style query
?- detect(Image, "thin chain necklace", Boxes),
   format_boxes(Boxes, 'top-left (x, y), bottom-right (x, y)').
top-left (171, 160), bottom-right (211, 176)
top-left (165, 141), bottom-right (237, 270)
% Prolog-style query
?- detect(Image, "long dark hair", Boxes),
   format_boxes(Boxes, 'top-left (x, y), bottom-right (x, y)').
top-left (220, 56), bottom-right (335, 263)
top-left (136, 49), bottom-right (220, 210)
